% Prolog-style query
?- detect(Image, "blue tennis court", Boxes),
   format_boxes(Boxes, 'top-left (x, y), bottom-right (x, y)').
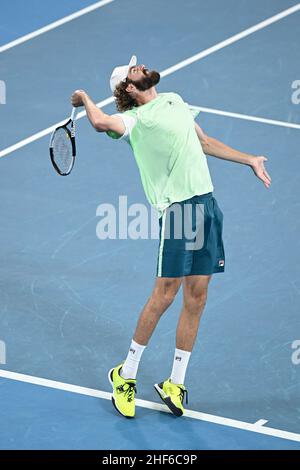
top-left (0, 0), bottom-right (300, 450)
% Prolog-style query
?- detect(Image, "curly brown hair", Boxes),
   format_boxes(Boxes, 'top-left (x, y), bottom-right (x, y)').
top-left (114, 79), bottom-right (138, 112)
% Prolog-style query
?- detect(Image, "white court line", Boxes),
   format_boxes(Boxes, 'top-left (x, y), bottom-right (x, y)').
top-left (254, 419), bottom-right (269, 427)
top-left (0, 369), bottom-right (300, 444)
top-left (189, 105), bottom-right (300, 130)
top-left (1, 3), bottom-right (300, 159)
top-left (0, 0), bottom-right (115, 53)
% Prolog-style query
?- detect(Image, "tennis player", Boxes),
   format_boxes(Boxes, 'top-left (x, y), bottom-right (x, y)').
top-left (71, 55), bottom-right (271, 418)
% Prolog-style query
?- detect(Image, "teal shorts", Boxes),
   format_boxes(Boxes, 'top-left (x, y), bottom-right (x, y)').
top-left (156, 193), bottom-right (225, 277)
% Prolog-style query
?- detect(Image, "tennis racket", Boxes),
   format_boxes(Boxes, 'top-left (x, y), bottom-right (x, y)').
top-left (49, 107), bottom-right (77, 176)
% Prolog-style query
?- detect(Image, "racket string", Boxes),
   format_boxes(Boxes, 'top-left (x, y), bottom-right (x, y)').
top-left (51, 128), bottom-right (73, 174)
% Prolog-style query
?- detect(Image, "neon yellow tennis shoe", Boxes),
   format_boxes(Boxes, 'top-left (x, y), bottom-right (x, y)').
top-left (154, 379), bottom-right (188, 417)
top-left (108, 364), bottom-right (136, 418)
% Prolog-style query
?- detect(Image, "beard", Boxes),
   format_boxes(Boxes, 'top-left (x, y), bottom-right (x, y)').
top-left (130, 70), bottom-right (160, 91)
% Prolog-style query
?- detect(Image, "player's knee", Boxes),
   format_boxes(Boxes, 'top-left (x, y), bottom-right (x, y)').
top-left (153, 279), bottom-right (179, 311)
top-left (185, 288), bottom-right (207, 313)
top-left (159, 288), bottom-right (178, 310)
top-left (161, 290), bottom-right (177, 309)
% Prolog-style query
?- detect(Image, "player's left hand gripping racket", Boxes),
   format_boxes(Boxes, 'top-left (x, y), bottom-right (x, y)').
top-left (49, 107), bottom-right (77, 176)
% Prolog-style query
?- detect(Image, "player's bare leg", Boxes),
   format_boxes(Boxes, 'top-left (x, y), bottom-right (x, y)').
top-left (176, 275), bottom-right (211, 352)
top-left (133, 277), bottom-right (182, 345)
top-left (118, 277), bottom-right (182, 379)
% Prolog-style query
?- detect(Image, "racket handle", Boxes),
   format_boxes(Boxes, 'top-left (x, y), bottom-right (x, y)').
top-left (70, 107), bottom-right (77, 121)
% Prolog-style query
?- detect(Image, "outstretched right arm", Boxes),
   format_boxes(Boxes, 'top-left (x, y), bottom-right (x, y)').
top-left (71, 89), bottom-right (125, 135)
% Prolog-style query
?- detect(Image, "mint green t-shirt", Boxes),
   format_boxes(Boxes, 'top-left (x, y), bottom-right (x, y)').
top-left (106, 92), bottom-right (213, 213)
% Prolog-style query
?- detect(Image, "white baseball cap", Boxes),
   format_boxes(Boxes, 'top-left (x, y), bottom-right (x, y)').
top-left (109, 55), bottom-right (137, 93)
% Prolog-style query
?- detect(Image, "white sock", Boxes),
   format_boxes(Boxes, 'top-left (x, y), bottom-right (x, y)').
top-left (121, 340), bottom-right (146, 380)
top-left (170, 348), bottom-right (191, 385)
